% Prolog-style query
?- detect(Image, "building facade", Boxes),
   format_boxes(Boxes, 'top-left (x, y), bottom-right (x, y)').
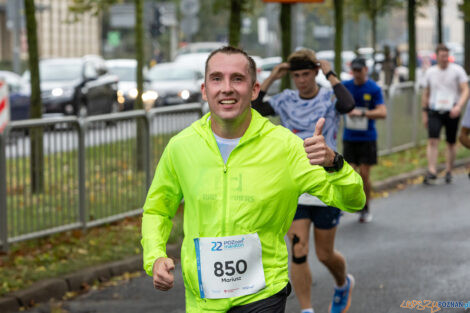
top-left (0, 0), bottom-right (101, 70)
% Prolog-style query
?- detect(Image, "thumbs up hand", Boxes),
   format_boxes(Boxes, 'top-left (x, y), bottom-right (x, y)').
top-left (303, 118), bottom-right (335, 167)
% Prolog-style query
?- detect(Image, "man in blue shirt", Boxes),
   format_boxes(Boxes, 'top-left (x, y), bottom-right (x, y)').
top-left (342, 58), bottom-right (387, 223)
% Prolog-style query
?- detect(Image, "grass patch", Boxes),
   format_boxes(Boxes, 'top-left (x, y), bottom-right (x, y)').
top-left (0, 205), bottom-right (183, 297)
top-left (371, 141), bottom-right (470, 182)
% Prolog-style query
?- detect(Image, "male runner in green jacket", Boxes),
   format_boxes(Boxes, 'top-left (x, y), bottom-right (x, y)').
top-left (142, 46), bottom-right (365, 312)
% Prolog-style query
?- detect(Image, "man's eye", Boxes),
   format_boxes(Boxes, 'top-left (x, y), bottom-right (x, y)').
top-left (233, 76), bottom-right (243, 82)
top-left (212, 76), bottom-right (221, 81)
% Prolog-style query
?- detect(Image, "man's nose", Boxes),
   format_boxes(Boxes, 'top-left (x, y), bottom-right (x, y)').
top-left (221, 78), bottom-right (233, 93)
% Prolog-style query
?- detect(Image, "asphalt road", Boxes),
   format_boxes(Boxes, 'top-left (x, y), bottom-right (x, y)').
top-left (25, 172), bottom-right (470, 313)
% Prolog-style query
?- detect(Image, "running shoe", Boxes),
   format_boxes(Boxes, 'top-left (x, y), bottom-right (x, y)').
top-left (329, 274), bottom-right (355, 313)
top-left (358, 211), bottom-right (372, 223)
top-left (445, 172), bottom-right (452, 184)
top-left (423, 172), bottom-right (437, 185)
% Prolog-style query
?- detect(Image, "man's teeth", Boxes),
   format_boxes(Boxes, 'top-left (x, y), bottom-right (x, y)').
top-left (220, 100), bottom-right (236, 104)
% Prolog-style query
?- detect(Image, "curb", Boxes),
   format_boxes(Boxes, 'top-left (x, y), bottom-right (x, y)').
top-left (0, 244), bottom-right (180, 313)
top-left (1, 158), bottom-right (470, 312)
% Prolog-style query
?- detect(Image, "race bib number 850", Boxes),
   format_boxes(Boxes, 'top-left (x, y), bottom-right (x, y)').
top-left (194, 233), bottom-right (266, 299)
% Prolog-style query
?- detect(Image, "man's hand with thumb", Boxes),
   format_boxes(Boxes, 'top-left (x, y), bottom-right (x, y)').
top-left (303, 118), bottom-right (335, 167)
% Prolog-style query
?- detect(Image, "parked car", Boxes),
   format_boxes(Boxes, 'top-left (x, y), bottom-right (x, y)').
top-left (176, 42), bottom-right (225, 58)
top-left (0, 70), bottom-right (30, 121)
top-left (315, 50), bottom-right (356, 73)
top-left (173, 52), bottom-right (210, 75)
top-left (147, 62), bottom-right (204, 106)
top-left (22, 55), bottom-right (119, 117)
top-left (105, 59), bottom-right (157, 111)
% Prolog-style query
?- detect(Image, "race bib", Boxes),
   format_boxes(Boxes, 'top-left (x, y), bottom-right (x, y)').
top-left (433, 90), bottom-right (455, 111)
top-left (345, 108), bottom-right (368, 131)
top-left (194, 233), bottom-right (266, 299)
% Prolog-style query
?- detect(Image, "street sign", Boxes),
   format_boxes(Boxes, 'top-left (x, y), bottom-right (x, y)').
top-left (181, 16), bottom-right (199, 36)
top-left (180, 0), bottom-right (200, 16)
top-left (107, 31), bottom-right (121, 47)
top-left (110, 4), bottom-right (135, 28)
top-left (0, 80), bottom-right (10, 133)
top-left (160, 3), bottom-right (177, 27)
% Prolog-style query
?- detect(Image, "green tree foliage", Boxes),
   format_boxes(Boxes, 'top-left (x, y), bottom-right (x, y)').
top-left (68, 0), bottom-right (123, 21)
top-left (24, 0), bottom-right (44, 193)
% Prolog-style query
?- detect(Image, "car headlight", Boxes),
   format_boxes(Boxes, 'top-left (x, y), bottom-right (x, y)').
top-left (142, 90), bottom-right (158, 103)
top-left (51, 87), bottom-right (74, 97)
top-left (178, 89), bottom-right (190, 100)
top-left (128, 88), bottom-right (138, 99)
top-left (117, 89), bottom-right (124, 97)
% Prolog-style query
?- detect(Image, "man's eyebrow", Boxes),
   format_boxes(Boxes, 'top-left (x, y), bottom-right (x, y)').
top-left (208, 71), bottom-right (222, 78)
top-left (208, 71), bottom-right (247, 78)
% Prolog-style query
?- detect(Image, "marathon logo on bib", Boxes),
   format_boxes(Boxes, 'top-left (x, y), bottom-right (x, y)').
top-left (194, 233), bottom-right (266, 299)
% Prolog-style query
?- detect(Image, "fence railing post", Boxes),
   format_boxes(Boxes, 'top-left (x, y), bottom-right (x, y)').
top-left (0, 131), bottom-right (9, 252)
top-left (386, 87), bottom-right (394, 155)
top-left (142, 113), bottom-right (151, 192)
top-left (78, 120), bottom-right (87, 231)
top-left (412, 84), bottom-right (419, 147)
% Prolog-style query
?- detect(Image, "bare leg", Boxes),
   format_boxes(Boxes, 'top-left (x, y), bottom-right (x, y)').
top-left (288, 218), bottom-right (312, 310)
top-left (427, 138), bottom-right (439, 174)
top-left (445, 142), bottom-right (456, 173)
top-left (314, 226), bottom-right (346, 287)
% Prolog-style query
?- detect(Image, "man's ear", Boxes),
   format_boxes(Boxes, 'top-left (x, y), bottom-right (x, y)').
top-left (201, 82), bottom-right (208, 101)
top-left (251, 81), bottom-right (261, 101)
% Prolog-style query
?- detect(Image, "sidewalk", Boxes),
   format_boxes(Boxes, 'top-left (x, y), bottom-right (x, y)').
top-left (1, 158), bottom-right (469, 313)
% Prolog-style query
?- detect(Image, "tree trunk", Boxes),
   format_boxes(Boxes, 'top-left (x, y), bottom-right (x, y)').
top-left (280, 3), bottom-right (291, 90)
top-left (408, 0), bottom-right (416, 82)
top-left (229, 0), bottom-right (242, 47)
top-left (437, 0), bottom-right (443, 44)
top-left (135, 0), bottom-right (144, 110)
top-left (371, 14), bottom-right (378, 80)
top-left (465, 0), bottom-right (470, 74)
top-left (334, 0), bottom-right (343, 74)
top-left (24, 0), bottom-right (44, 193)
top-left (135, 0), bottom-right (145, 171)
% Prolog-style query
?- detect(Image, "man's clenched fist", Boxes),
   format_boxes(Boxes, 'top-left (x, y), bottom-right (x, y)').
top-left (153, 257), bottom-right (175, 291)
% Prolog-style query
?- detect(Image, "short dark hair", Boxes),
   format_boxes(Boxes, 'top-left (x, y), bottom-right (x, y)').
top-left (205, 46), bottom-right (257, 85)
top-left (436, 43), bottom-right (450, 55)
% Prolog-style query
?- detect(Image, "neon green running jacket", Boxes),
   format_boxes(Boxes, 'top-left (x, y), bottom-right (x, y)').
top-left (142, 109), bottom-right (365, 312)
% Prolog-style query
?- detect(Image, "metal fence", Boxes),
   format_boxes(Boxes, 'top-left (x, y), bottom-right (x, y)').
top-left (0, 103), bottom-right (203, 252)
top-left (0, 83), bottom-right (426, 252)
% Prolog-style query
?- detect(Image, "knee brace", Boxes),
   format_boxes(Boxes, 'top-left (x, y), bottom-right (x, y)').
top-left (291, 235), bottom-right (307, 264)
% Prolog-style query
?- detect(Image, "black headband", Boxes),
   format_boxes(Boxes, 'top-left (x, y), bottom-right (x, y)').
top-left (289, 59), bottom-right (319, 71)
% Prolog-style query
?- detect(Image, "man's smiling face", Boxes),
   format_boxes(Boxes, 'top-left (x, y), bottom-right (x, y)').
top-left (202, 52), bottom-right (260, 126)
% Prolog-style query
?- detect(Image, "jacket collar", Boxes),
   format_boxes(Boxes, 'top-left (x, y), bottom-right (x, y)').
top-left (192, 109), bottom-right (271, 145)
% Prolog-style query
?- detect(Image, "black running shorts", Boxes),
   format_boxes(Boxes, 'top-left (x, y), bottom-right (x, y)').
top-left (227, 283), bottom-right (292, 313)
top-left (427, 110), bottom-right (460, 144)
top-left (343, 140), bottom-right (377, 165)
